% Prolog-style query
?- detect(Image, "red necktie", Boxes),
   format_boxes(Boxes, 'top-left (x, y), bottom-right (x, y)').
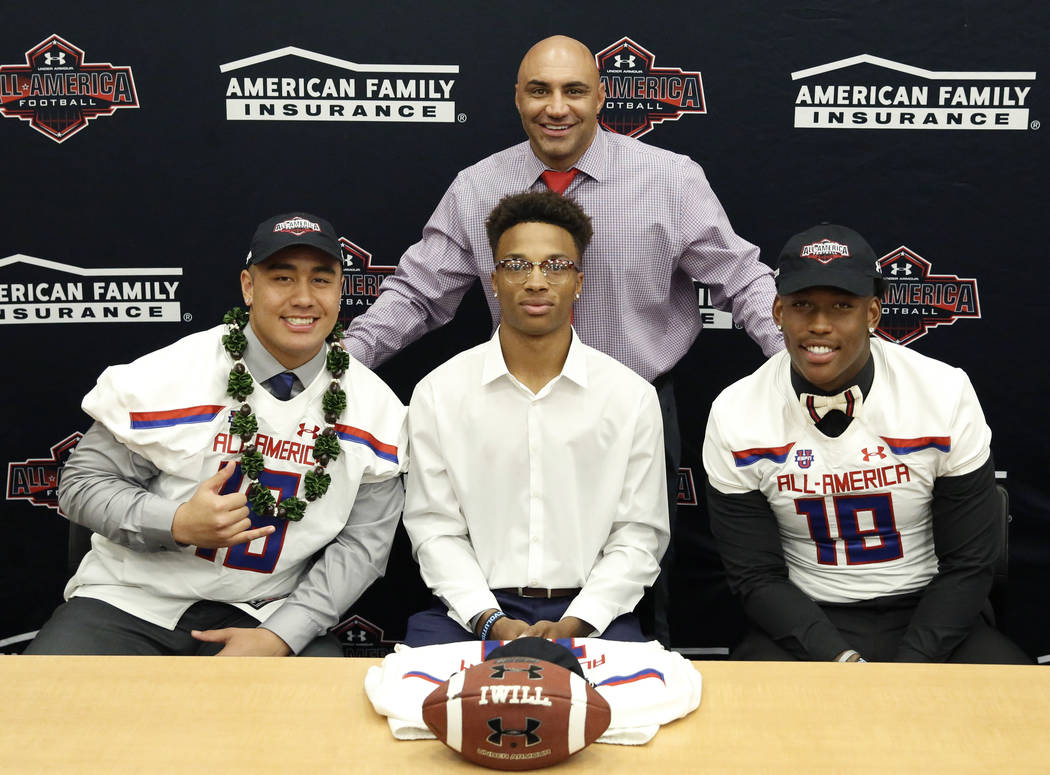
top-left (540, 168), bottom-right (580, 195)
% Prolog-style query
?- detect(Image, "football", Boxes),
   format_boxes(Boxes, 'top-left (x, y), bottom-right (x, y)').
top-left (422, 656), bottom-right (611, 770)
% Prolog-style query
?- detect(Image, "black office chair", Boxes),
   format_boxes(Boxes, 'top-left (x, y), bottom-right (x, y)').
top-left (989, 483), bottom-right (1011, 621)
top-left (68, 522), bottom-right (94, 577)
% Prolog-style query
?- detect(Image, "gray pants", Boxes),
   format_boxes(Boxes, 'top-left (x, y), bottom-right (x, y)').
top-left (25, 597), bottom-right (343, 657)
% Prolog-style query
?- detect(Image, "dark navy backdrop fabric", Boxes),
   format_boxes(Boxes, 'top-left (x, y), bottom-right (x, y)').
top-left (1, 1), bottom-right (1046, 659)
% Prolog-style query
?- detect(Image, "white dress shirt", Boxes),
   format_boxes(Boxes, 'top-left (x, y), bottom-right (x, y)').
top-left (403, 328), bottom-right (670, 634)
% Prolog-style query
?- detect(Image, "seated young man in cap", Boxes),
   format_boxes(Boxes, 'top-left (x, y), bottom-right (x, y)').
top-left (402, 191), bottom-right (669, 645)
top-left (702, 224), bottom-right (1029, 663)
top-left (27, 213), bottom-right (407, 657)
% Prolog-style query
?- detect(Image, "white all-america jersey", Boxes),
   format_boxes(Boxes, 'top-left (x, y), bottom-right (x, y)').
top-left (703, 338), bottom-right (990, 604)
top-left (364, 638), bottom-right (702, 745)
top-left (67, 325), bottom-right (407, 629)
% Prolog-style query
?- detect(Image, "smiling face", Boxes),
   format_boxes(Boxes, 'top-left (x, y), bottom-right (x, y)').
top-left (491, 221), bottom-right (582, 339)
top-left (240, 245), bottom-right (342, 369)
top-left (773, 286), bottom-right (881, 393)
top-left (514, 36), bottom-right (605, 171)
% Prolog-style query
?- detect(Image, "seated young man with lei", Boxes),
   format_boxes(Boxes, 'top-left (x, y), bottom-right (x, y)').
top-left (703, 224), bottom-right (1030, 663)
top-left (27, 213), bottom-right (407, 656)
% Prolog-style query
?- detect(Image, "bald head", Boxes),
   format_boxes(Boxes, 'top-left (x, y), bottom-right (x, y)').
top-left (514, 36), bottom-right (605, 171)
top-left (517, 36), bottom-right (599, 85)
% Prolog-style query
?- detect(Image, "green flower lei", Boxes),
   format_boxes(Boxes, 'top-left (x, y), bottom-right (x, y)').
top-left (223, 307), bottom-right (348, 522)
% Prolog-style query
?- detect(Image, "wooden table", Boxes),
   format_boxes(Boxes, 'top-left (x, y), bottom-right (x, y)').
top-left (2, 657), bottom-right (1047, 773)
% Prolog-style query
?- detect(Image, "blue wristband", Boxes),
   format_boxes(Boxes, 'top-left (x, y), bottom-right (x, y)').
top-left (479, 611), bottom-right (506, 640)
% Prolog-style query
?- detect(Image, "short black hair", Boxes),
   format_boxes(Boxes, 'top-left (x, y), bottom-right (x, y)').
top-left (485, 191), bottom-right (593, 261)
top-left (873, 276), bottom-right (887, 300)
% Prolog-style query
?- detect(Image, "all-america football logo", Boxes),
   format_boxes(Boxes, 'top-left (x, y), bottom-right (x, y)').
top-left (331, 614), bottom-right (398, 657)
top-left (675, 467), bottom-right (698, 506)
top-left (6, 433), bottom-right (83, 514)
top-left (595, 38), bottom-right (705, 138)
top-left (338, 237), bottom-right (394, 325)
top-left (800, 240), bottom-right (850, 263)
top-left (876, 246), bottom-right (980, 345)
top-left (221, 46), bottom-right (458, 123)
top-left (0, 35), bottom-right (139, 143)
top-left (792, 54), bottom-right (1035, 130)
top-left (273, 217), bottom-right (322, 235)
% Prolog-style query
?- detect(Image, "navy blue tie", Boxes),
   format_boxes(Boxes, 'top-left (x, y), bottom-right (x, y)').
top-left (268, 372), bottom-right (296, 401)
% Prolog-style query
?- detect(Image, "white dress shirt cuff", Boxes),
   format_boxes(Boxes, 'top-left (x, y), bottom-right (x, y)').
top-left (452, 591), bottom-right (502, 633)
top-left (563, 594), bottom-right (618, 637)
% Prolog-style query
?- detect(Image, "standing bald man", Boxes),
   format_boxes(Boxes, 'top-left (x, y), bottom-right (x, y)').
top-left (346, 36), bottom-right (782, 644)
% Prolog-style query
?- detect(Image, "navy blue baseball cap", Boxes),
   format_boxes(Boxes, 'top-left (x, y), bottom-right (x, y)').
top-left (486, 637), bottom-right (586, 679)
top-left (246, 212), bottom-right (343, 266)
top-left (775, 224), bottom-right (883, 296)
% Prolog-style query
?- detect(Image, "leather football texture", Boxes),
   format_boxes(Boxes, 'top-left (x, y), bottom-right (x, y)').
top-left (422, 656), bottom-right (611, 770)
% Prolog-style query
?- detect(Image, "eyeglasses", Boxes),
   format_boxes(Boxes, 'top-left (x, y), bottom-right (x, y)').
top-left (494, 258), bottom-right (580, 284)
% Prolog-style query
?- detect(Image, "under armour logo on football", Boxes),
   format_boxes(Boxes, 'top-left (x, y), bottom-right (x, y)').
top-left (297, 423), bottom-right (321, 439)
top-left (348, 630), bottom-right (367, 643)
top-left (487, 717), bottom-right (542, 747)
top-left (489, 664), bottom-right (544, 680)
top-left (890, 262), bottom-right (913, 276)
top-left (43, 52), bottom-right (66, 65)
top-left (613, 55), bottom-right (637, 68)
top-left (862, 446), bottom-right (887, 461)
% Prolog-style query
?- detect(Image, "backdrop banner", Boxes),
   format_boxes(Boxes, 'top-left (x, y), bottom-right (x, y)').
top-left (1, 1), bottom-right (1046, 660)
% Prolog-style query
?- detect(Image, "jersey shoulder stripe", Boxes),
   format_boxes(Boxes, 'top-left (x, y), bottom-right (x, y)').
top-left (128, 405), bottom-right (226, 429)
top-left (596, 668), bottom-right (666, 687)
top-left (880, 435), bottom-right (951, 455)
top-left (732, 442), bottom-right (796, 467)
top-left (335, 423), bottom-right (399, 463)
